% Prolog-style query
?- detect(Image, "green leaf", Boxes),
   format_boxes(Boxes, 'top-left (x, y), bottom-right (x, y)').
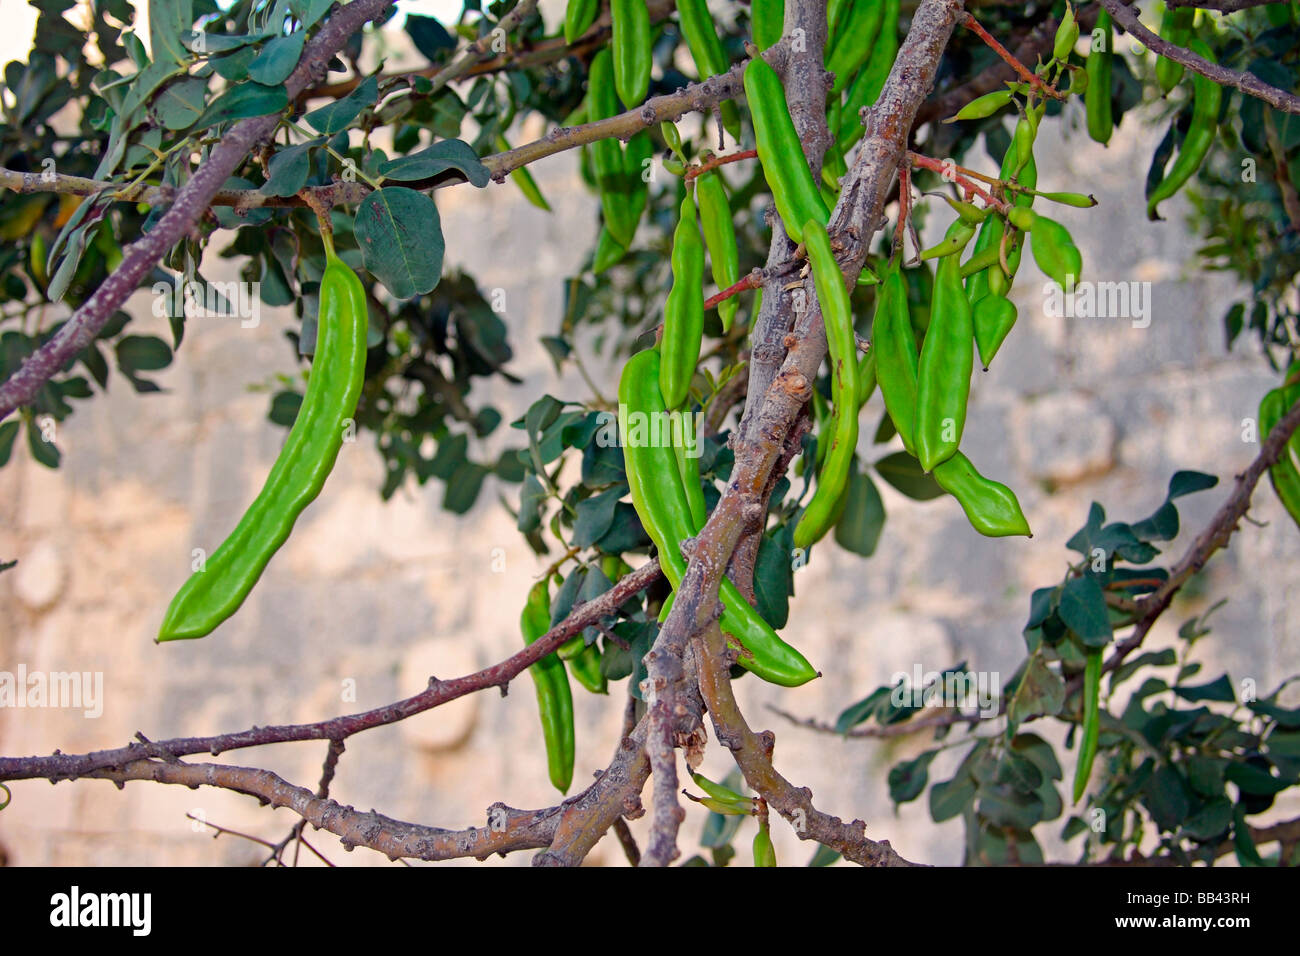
top-left (1109, 648), bottom-right (1177, 688)
top-left (1266, 729), bottom-right (1300, 758)
top-left (549, 566), bottom-right (587, 628)
top-left (192, 81), bottom-right (288, 131)
top-left (0, 420), bottom-right (20, 466)
top-left (443, 461), bottom-right (487, 514)
top-left (516, 473), bottom-right (546, 533)
top-left (115, 335), bottom-right (172, 372)
top-left (1142, 765), bottom-right (1191, 831)
top-left (807, 843), bottom-right (841, 867)
top-left (834, 686), bottom-right (893, 734)
top-left (261, 141), bottom-right (317, 197)
top-left (149, 0), bottom-right (193, 66)
top-left (1011, 733), bottom-right (1063, 782)
top-left (423, 432), bottom-right (468, 482)
top-left (304, 74), bottom-right (378, 135)
top-left (874, 451), bottom-right (944, 500)
top-left (290, 0), bottom-right (334, 30)
top-left (1225, 761), bottom-right (1290, 796)
top-left (354, 187), bottom-right (445, 299)
top-left (1057, 574), bottom-right (1112, 648)
top-left (1173, 675), bottom-right (1235, 704)
top-left (930, 773), bottom-right (977, 822)
top-left (247, 29), bottom-right (305, 86)
top-left (888, 751), bottom-right (937, 805)
top-left (1182, 798), bottom-right (1233, 842)
top-left (573, 485), bottom-right (622, 548)
top-left (379, 139), bottom-right (490, 187)
top-left (1232, 806), bottom-right (1267, 867)
top-left (405, 14), bottom-right (456, 62)
top-left (1249, 699), bottom-right (1300, 729)
top-left (833, 464), bottom-right (885, 556)
top-left (151, 76), bottom-right (208, 130)
top-left (753, 526), bottom-right (794, 629)
top-left (977, 784), bottom-right (1045, 829)
top-left (211, 45), bottom-right (258, 81)
top-left (594, 502), bottom-right (651, 553)
top-left (1167, 470), bottom-right (1217, 500)
top-left (1186, 756), bottom-right (1227, 797)
top-left (267, 390), bottom-right (303, 427)
top-left (996, 751), bottom-right (1045, 792)
top-left (1006, 655), bottom-right (1066, 727)
top-left (26, 416), bottom-right (60, 468)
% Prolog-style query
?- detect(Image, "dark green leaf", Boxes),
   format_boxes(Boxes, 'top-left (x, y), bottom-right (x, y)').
top-left (261, 141), bottom-right (317, 197)
top-left (888, 751), bottom-right (937, 805)
top-left (1006, 655), bottom-right (1066, 727)
top-left (247, 29), bottom-right (305, 86)
top-left (405, 14), bottom-right (456, 62)
top-left (26, 416), bottom-right (60, 468)
top-left (930, 773), bottom-right (977, 822)
top-left (192, 81), bottom-right (288, 131)
top-left (874, 451), bottom-right (944, 500)
top-left (267, 390), bottom-right (303, 427)
top-left (1173, 675), bottom-right (1235, 704)
top-left (379, 139), bottom-right (490, 188)
top-left (151, 76), bottom-right (208, 130)
top-left (1142, 765), bottom-right (1191, 831)
top-left (304, 74), bottom-right (378, 135)
top-left (354, 187), bottom-right (444, 299)
top-left (753, 526), bottom-right (794, 629)
top-left (1182, 798), bottom-right (1233, 842)
top-left (115, 335), bottom-right (172, 372)
top-left (1225, 761), bottom-right (1290, 796)
top-left (1167, 470), bottom-right (1217, 500)
top-left (1012, 733), bottom-right (1063, 782)
top-left (833, 463), bottom-right (885, 556)
top-left (1058, 574), bottom-right (1112, 648)
top-left (573, 484), bottom-right (623, 548)
top-left (0, 421), bottom-right (19, 466)
top-left (834, 686), bottom-right (893, 734)
top-left (807, 844), bottom-right (841, 867)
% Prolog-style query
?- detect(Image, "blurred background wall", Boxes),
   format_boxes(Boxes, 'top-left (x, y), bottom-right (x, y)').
top-left (1, 2), bottom-right (1297, 866)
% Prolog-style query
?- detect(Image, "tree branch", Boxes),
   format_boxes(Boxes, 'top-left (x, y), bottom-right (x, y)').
top-left (0, 0), bottom-right (399, 423)
top-left (694, 621), bottom-right (919, 865)
top-left (1099, 0), bottom-right (1300, 114)
top-left (776, 391), bottom-right (1300, 740)
top-left (0, 559), bottom-right (661, 782)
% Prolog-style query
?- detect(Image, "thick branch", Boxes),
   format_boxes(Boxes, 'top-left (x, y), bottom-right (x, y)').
top-left (728, 0), bottom-right (837, 595)
top-left (694, 622), bottom-right (918, 865)
top-left (92, 759), bottom-right (563, 862)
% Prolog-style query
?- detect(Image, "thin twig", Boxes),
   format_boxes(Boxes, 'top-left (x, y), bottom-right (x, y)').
top-left (1099, 0), bottom-right (1300, 114)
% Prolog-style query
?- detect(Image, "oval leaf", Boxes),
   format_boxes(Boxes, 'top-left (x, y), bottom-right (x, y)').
top-left (354, 187), bottom-right (444, 299)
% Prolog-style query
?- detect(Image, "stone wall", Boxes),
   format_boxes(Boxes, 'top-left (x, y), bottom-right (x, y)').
top-left (2, 83), bottom-right (1297, 866)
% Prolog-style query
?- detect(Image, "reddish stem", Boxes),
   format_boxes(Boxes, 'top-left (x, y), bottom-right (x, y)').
top-left (907, 151), bottom-right (1008, 211)
top-left (704, 269), bottom-right (764, 309)
top-left (960, 11), bottom-right (1063, 100)
top-left (685, 149), bottom-right (758, 181)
